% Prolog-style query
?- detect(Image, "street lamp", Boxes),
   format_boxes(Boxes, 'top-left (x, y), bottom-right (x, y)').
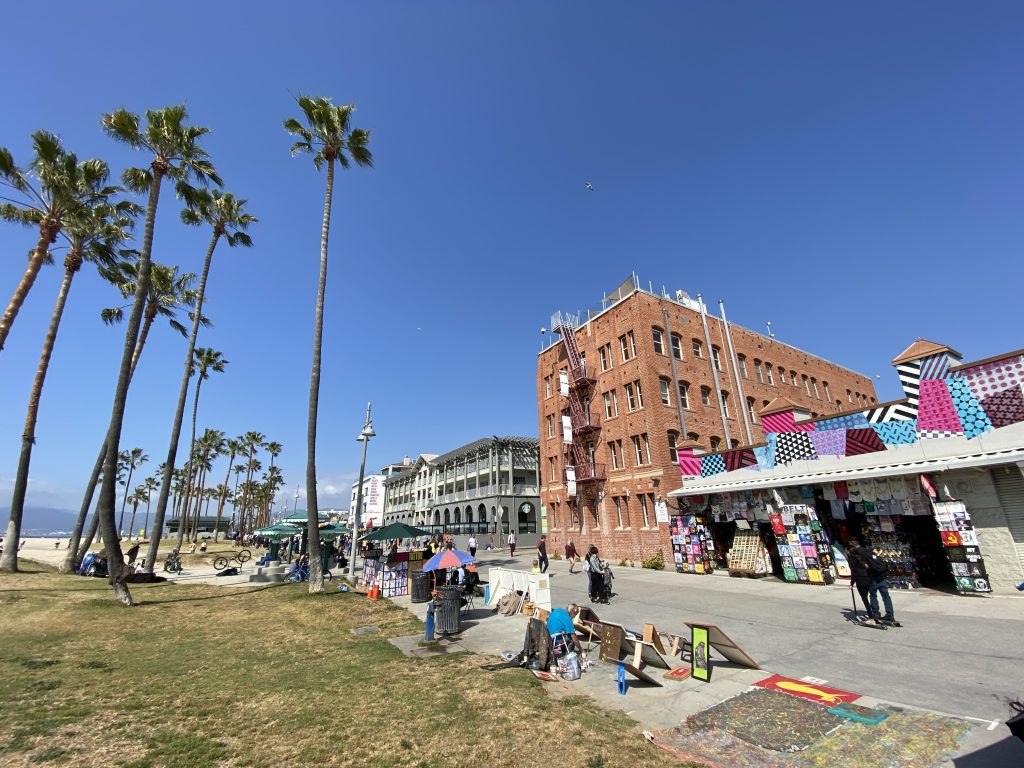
top-left (348, 402), bottom-right (375, 582)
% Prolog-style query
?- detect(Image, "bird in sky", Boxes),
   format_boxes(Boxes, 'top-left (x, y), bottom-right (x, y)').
top-left (585, 182), bottom-right (593, 191)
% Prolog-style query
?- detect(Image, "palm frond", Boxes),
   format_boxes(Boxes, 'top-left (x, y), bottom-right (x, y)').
top-left (122, 166), bottom-right (152, 193)
top-left (101, 109), bottom-right (143, 148)
top-left (101, 307), bottom-right (124, 325)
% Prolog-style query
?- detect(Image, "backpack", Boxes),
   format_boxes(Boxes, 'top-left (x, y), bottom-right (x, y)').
top-left (866, 552), bottom-right (887, 579)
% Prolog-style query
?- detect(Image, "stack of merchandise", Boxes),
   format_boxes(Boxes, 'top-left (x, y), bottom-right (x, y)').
top-left (769, 504), bottom-right (836, 585)
top-left (726, 529), bottom-right (769, 577)
top-left (671, 512), bottom-right (715, 575)
top-left (378, 559), bottom-right (410, 597)
top-left (933, 500), bottom-right (991, 593)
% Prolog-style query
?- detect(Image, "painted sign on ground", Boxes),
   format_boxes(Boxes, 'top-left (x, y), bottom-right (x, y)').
top-left (753, 674), bottom-right (860, 706)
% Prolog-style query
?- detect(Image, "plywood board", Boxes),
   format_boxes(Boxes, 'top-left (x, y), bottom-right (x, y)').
top-left (684, 621), bottom-right (760, 669)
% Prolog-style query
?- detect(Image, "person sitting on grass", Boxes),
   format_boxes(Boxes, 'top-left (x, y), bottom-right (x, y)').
top-left (199, 541), bottom-right (207, 553)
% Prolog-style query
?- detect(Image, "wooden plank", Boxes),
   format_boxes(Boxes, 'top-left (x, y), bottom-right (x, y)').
top-left (683, 621), bottom-right (760, 669)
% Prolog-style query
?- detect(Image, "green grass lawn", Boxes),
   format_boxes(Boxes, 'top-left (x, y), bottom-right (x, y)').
top-left (0, 563), bottom-right (684, 768)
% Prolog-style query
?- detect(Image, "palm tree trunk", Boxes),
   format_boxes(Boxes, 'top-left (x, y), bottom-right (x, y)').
top-left (147, 229), bottom-right (220, 573)
top-left (118, 464), bottom-right (135, 536)
top-left (97, 167), bottom-right (168, 605)
top-left (0, 218), bottom-right (59, 351)
top-left (127, 501), bottom-right (140, 542)
top-left (69, 302), bottom-right (153, 572)
top-left (191, 459), bottom-right (209, 542)
top-left (237, 446), bottom-right (255, 538)
top-left (175, 377), bottom-right (203, 550)
top-left (143, 495), bottom-right (153, 541)
top-left (1, 256), bottom-right (80, 571)
top-left (306, 157), bottom-right (335, 594)
top-left (213, 452), bottom-right (235, 542)
top-left (76, 499), bottom-right (102, 570)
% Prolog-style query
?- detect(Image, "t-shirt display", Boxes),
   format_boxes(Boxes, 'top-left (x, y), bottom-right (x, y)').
top-left (362, 557), bottom-right (410, 597)
top-left (671, 512), bottom-right (715, 575)
top-left (860, 514), bottom-right (919, 589)
top-left (933, 501), bottom-right (992, 593)
top-left (770, 504), bottom-right (835, 585)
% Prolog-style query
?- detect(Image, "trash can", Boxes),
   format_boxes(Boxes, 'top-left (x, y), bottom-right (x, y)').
top-left (436, 585), bottom-right (462, 635)
top-left (411, 571), bottom-right (431, 603)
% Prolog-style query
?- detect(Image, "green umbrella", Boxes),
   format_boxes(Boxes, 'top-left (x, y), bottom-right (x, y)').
top-left (359, 522), bottom-right (433, 542)
top-left (281, 511), bottom-right (331, 524)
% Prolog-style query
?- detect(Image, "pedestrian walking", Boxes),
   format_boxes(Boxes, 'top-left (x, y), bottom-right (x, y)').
top-left (537, 535), bottom-right (549, 573)
top-left (565, 539), bottom-right (579, 573)
top-left (847, 536), bottom-right (896, 625)
top-left (586, 545), bottom-right (608, 603)
top-left (508, 531), bottom-right (516, 557)
top-left (467, 535), bottom-right (477, 558)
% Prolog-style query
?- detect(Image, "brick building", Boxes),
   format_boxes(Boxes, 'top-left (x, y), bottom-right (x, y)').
top-left (537, 278), bottom-right (877, 563)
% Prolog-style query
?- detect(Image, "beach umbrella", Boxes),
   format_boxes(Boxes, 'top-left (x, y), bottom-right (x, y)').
top-left (422, 548), bottom-right (476, 572)
top-left (359, 522), bottom-right (432, 542)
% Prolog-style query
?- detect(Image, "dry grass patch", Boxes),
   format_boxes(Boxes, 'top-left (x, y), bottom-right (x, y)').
top-left (0, 570), bottom-right (683, 768)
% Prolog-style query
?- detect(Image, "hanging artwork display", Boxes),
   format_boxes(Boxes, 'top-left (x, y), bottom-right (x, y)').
top-left (933, 500), bottom-right (992, 593)
top-left (671, 512), bottom-right (715, 575)
top-left (772, 504), bottom-right (835, 585)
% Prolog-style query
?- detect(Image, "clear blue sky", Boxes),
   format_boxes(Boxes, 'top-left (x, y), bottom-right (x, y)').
top-left (2, 1), bottom-right (1022, 513)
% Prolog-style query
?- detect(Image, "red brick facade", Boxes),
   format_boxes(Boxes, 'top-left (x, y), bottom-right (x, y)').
top-left (537, 290), bottom-right (877, 564)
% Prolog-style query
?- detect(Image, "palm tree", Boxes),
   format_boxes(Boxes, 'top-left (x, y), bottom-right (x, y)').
top-left (118, 448), bottom-right (148, 536)
top-left (235, 431), bottom-right (265, 537)
top-left (213, 437), bottom-right (241, 542)
top-left (285, 95), bottom-right (372, 593)
top-left (148, 189), bottom-right (253, 569)
top-left (1, 163), bottom-right (134, 572)
top-left (189, 429), bottom-right (224, 542)
top-left (263, 441), bottom-right (283, 526)
top-left (126, 483), bottom-right (148, 542)
top-left (96, 105), bottom-right (220, 605)
top-left (0, 132), bottom-right (113, 351)
top-left (141, 474), bottom-right (159, 540)
top-left (174, 348), bottom-right (228, 550)
top-left (61, 261), bottom-right (203, 573)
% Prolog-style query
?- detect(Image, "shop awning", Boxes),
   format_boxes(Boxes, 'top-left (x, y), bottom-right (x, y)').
top-left (669, 421), bottom-right (1024, 497)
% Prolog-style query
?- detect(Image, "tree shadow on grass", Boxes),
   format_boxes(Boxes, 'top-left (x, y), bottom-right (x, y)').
top-left (134, 584), bottom-right (282, 607)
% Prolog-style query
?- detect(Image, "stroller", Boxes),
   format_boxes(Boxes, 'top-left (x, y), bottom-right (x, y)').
top-left (601, 560), bottom-right (615, 599)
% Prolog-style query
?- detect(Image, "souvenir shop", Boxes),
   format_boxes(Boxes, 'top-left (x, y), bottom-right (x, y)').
top-left (673, 471), bottom-right (995, 595)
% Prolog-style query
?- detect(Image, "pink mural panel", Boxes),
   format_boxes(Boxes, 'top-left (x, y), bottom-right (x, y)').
top-left (916, 379), bottom-right (964, 433)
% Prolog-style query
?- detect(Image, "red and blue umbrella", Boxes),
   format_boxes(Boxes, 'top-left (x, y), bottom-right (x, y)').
top-left (422, 548), bottom-right (476, 572)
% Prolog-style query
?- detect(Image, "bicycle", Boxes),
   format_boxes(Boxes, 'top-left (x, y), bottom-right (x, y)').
top-left (213, 549), bottom-right (252, 571)
top-left (163, 552), bottom-right (183, 574)
top-left (288, 564), bottom-right (333, 583)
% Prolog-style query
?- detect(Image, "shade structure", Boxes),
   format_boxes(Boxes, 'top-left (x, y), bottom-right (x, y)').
top-left (422, 548), bottom-right (476, 572)
top-left (253, 522), bottom-right (302, 541)
top-left (281, 511), bottom-right (332, 525)
top-left (359, 522), bottom-right (432, 542)
top-left (310, 524), bottom-right (350, 539)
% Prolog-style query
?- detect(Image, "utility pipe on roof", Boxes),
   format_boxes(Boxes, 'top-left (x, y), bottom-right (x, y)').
top-left (697, 293), bottom-right (732, 446)
top-left (720, 299), bottom-right (754, 444)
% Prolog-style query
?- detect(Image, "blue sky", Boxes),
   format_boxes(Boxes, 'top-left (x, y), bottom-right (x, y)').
top-left (2, 1), bottom-right (1022, 514)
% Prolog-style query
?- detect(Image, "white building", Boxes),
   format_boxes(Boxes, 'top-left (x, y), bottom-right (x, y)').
top-left (350, 460), bottom-right (410, 529)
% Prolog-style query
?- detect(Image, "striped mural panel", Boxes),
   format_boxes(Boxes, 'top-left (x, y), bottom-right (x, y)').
top-left (918, 354), bottom-right (952, 381)
top-left (896, 360), bottom-right (921, 406)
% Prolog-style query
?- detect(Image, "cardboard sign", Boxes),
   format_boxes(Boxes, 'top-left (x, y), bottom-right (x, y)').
top-left (683, 622), bottom-right (760, 669)
top-left (754, 674), bottom-right (859, 706)
top-left (691, 625), bottom-right (710, 682)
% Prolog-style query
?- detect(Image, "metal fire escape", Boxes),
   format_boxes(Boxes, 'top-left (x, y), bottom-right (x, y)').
top-left (551, 312), bottom-right (605, 486)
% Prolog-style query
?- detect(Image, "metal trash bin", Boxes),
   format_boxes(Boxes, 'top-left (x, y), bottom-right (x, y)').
top-left (436, 585), bottom-right (463, 635)
top-left (411, 571), bottom-right (432, 604)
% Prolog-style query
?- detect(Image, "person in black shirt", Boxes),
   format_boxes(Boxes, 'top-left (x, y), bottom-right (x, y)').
top-left (537, 535), bottom-right (549, 573)
top-left (847, 536), bottom-right (896, 625)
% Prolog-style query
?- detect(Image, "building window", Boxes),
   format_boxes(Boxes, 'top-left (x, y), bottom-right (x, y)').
top-left (747, 397), bottom-right (757, 423)
top-left (611, 390), bottom-right (619, 416)
top-left (546, 414), bottom-right (554, 437)
top-left (791, 370), bottom-right (798, 387)
top-left (730, 438), bottom-right (740, 448)
top-left (639, 494), bottom-right (651, 528)
top-left (765, 363), bottom-right (775, 385)
top-left (603, 391), bottom-right (614, 419)
top-left (847, 389), bottom-right (853, 403)
top-left (667, 431), bottom-right (679, 463)
top-left (614, 496), bottom-right (624, 528)
top-left (544, 375), bottom-right (552, 398)
top-left (812, 378), bottom-right (821, 399)
top-left (692, 339), bottom-right (703, 358)
top-left (643, 433), bottom-right (651, 464)
top-left (778, 366), bottom-right (785, 385)
top-left (754, 359), bottom-right (764, 383)
top-left (608, 440), bottom-right (620, 469)
top-left (709, 436), bottom-right (721, 451)
top-left (803, 375), bottom-right (811, 395)
top-left (701, 386), bottom-right (712, 406)
top-left (687, 431), bottom-right (700, 443)
top-left (652, 327), bottom-right (664, 355)
top-left (720, 390), bottom-right (730, 417)
top-left (823, 381), bottom-right (832, 402)
top-left (548, 457), bottom-right (557, 482)
top-left (659, 378), bottom-right (671, 406)
top-left (633, 435), bottom-right (643, 465)
top-left (711, 345), bottom-right (723, 371)
top-left (678, 381), bottom-right (690, 409)
top-left (738, 354), bottom-right (748, 378)
top-left (869, 396), bottom-right (876, 404)
top-left (671, 334), bottom-right (682, 360)
top-left (599, 345), bottom-right (609, 372)
top-left (625, 382), bottom-right (636, 411)
top-left (619, 334), bottom-right (629, 362)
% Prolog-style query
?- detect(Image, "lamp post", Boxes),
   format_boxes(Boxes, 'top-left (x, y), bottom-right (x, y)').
top-left (348, 402), bottom-right (375, 582)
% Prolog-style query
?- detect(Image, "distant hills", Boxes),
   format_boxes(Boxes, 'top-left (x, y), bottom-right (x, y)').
top-left (0, 506), bottom-right (80, 535)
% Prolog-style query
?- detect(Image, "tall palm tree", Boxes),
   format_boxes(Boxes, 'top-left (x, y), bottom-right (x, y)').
top-left (189, 429), bottom-right (224, 542)
top-left (174, 348), bottom-right (228, 550)
top-left (235, 431), bottom-right (265, 537)
top-left (118, 448), bottom-right (148, 536)
top-left (141, 474), bottom-right (159, 540)
top-left (264, 441), bottom-right (283, 526)
top-left (284, 95), bottom-right (372, 593)
top-left (61, 262), bottom-right (203, 574)
top-left (148, 189), bottom-right (254, 569)
top-left (96, 105), bottom-right (220, 604)
top-left (126, 483), bottom-right (148, 542)
top-left (0, 132), bottom-right (113, 351)
top-left (213, 437), bottom-right (241, 541)
top-left (1, 165), bottom-right (134, 572)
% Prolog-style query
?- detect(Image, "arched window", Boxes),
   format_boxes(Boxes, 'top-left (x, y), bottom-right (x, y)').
top-left (691, 339), bottom-right (703, 358)
top-left (678, 381), bottom-right (690, 409)
top-left (747, 397), bottom-right (758, 423)
top-left (700, 386), bottom-right (712, 406)
top-left (709, 436), bottom-right (722, 451)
